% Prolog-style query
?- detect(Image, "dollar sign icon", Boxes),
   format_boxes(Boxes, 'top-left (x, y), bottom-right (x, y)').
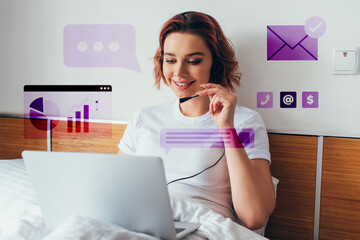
top-left (307, 95), bottom-right (314, 105)
top-left (303, 92), bottom-right (318, 108)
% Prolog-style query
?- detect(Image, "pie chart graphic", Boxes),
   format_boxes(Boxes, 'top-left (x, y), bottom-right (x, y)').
top-left (29, 97), bottom-right (60, 131)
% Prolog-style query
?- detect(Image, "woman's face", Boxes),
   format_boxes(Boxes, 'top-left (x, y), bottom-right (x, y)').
top-left (162, 32), bottom-right (213, 98)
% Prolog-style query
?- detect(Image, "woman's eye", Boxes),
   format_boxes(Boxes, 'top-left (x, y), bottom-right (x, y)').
top-left (188, 59), bottom-right (202, 65)
top-left (165, 59), bottom-right (176, 64)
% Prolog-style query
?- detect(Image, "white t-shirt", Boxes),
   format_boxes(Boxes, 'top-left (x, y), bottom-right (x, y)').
top-left (118, 99), bottom-right (271, 220)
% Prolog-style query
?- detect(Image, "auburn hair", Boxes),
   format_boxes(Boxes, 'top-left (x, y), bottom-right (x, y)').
top-left (154, 11), bottom-right (241, 92)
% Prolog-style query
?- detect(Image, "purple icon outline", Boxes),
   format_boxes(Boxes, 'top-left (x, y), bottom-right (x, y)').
top-left (267, 25), bottom-right (318, 61)
top-left (280, 91), bottom-right (297, 108)
top-left (160, 128), bottom-right (254, 154)
top-left (302, 91), bottom-right (319, 108)
top-left (257, 92), bottom-right (273, 108)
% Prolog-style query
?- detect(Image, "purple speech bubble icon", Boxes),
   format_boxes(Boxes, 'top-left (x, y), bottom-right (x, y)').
top-left (160, 128), bottom-right (254, 155)
top-left (63, 24), bottom-right (141, 72)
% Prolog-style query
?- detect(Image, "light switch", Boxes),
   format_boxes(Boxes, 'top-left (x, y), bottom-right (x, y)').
top-left (333, 48), bottom-right (358, 75)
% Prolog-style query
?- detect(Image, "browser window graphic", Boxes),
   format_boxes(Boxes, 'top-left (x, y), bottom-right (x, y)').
top-left (24, 85), bottom-right (112, 139)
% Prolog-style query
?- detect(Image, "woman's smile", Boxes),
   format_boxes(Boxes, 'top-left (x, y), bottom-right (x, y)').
top-left (172, 80), bottom-right (196, 90)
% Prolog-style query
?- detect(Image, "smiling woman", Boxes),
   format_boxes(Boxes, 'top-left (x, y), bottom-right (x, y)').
top-left (154, 11), bottom-right (241, 92)
top-left (118, 11), bottom-right (276, 235)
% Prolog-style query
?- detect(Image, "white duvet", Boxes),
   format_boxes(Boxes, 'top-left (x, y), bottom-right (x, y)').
top-left (0, 159), bottom-right (267, 240)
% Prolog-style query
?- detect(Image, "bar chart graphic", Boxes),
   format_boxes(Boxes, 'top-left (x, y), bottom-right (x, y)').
top-left (67, 104), bottom-right (90, 133)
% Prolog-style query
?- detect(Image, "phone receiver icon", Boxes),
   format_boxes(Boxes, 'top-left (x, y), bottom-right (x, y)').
top-left (260, 94), bottom-right (270, 105)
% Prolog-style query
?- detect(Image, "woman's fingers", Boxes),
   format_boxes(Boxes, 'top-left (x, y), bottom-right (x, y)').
top-left (200, 83), bottom-right (221, 89)
top-left (196, 83), bottom-right (236, 117)
top-left (196, 88), bottom-right (217, 96)
top-left (197, 83), bottom-right (237, 128)
top-left (210, 95), bottom-right (216, 114)
top-left (210, 94), bottom-right (223, 115)
top-left (196, 86), bottom-right (227, 99)
top-left (213, 95), bottom-right (222, 113)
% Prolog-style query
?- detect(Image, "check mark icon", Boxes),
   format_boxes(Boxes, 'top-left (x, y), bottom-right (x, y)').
top-left (309, 22), bottom-right (323, 32)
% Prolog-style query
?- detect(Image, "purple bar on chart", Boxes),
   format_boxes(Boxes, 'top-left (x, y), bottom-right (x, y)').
top-left (67, 117), bottom-right (73, 133)
top-left (84, 105), bottom-right (89, 132)
top-left (76, 111), bottom-right (81, 133)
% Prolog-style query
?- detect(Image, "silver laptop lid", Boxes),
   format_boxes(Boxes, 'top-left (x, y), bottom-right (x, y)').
top-left (22, 150), bottom-right (177, 240)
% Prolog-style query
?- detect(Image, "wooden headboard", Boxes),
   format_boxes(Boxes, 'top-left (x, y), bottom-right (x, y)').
top-left (51, 120), bottom-right (127, 154)
top-left (266, 134), bottom-right (318, 239)
top-left (1, 116), bottom-right (360, 239)
top-left (0, 117), bottom-right (127, 158)
top-left (0, 117), bottom-right (47, 159)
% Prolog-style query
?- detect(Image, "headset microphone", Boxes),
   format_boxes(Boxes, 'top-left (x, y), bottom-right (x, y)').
top-left (175, 92), bottom-right (226, 185)
top-left (179, 94), bottom-right (200, 103)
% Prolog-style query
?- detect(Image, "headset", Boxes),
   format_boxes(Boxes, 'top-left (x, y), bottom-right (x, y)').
top-left (167, 148), bottom-right (225, 185)
top-left (167, 12), bottom-right (226, 186)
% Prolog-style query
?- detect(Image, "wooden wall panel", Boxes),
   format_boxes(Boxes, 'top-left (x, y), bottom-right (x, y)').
top-left (0, 117), bottom-right (47, 159)
top-left (265, 133), bottom-right (318, 240)
top-left (51, 121), bottom-right (127, 154)
top-left (320, 137), bottom-right (360, 240)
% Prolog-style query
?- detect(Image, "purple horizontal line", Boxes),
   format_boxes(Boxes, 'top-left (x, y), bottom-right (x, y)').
top-left (166, 141), bottom-right (230, 144)
top-left (166, 132), bottom-right (229, 135)
top-left (166, 137), bottom-right (230, 139)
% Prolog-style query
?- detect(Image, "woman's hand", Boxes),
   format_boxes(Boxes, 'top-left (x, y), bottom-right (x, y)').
top-left (196, 83), bottom-right (237, 129)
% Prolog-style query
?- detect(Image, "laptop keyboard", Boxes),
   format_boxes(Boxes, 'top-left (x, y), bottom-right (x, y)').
top-left (175, 227), bottom-right (186, 234)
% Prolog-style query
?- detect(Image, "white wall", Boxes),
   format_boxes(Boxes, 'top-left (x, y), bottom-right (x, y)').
top-left (1, 0), bottom-right (360, 137)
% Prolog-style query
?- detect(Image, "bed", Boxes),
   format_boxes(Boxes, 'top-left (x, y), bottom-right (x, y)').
top-left (0, 117), bottom-right (269, 240)
top-left (0, 158), bottom-right (270, 239)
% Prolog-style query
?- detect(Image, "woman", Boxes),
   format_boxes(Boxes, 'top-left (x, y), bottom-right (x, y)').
top-left (118, 11), bottom-right (275, 231)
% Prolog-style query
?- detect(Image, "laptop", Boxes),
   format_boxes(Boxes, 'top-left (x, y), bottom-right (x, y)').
top-left (22, 150), bottom-right (200, 240)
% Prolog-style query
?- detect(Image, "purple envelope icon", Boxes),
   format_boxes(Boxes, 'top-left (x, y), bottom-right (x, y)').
top-left (267, 25), bottom-right (318, 61)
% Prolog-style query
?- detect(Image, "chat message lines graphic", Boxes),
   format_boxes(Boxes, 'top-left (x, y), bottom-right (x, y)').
top-left (63, 24), bottom-right (141, 72)
top-left (161, 128), bottom-right (254, 154)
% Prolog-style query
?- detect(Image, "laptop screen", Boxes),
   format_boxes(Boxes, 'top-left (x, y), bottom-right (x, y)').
top-left (24, 85), bottom-right (112, 139)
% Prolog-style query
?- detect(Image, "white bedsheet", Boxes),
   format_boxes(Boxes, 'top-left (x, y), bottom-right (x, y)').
top-left (0, 159), bottom-right (267, 240)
